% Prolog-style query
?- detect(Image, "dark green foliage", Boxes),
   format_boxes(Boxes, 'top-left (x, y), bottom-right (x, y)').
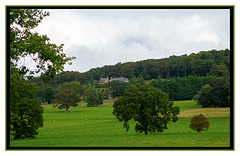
top-left (84, 84), bottom-right (103, 107)
top-left (37, 85), bottom-right (55, 103)
top-left (112, 84), bottom-right (180, 135)
top-left (196, 84), bottom-right (213, 107)
top-left (53, 82), bottom-right (80, 112)
top-left (107, 81), bottom-right (130, 98)
top-left (86, 89), bottom-right (103, 107)
top-left (87, 49), bottom-right (230, 80)
top-left (130, 74), bottom-right (145, 85)
top-left (10, 75), bottom-right (43, 140)
top-left (194, 76), bottom-right (230, 107)
top-left (10, 9), bottom-right (75, 82)
top-left (207, 64), bottom-right (229, 77)
top-left (189, 114), bottom-right (210, 133)
top-left (149, 75), bottom-right (213, 100)
top-left (28, 49), bottom-right (230, 89)
top-left (9, 9), bottom-right (75, 140)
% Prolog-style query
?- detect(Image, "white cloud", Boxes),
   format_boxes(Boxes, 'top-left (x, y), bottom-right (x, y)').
top-left (32, 9), bottom-right (230, 73)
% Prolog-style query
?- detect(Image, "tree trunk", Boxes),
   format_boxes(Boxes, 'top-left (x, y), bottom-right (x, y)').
top-left (66, 105), bottom-right (68, 112)
top-left (145, 130), bottom-right (148, 135)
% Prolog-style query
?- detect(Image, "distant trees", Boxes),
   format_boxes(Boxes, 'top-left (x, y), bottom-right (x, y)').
top-left (113, 84), bottom-right (180, 135)
top-left (194, 76), bottom-right (230, 107)
top-left (194, 84), bottom-right (213, 107)
top-left (107, 81), bottom-right (130, 98)
top-left (87, 49), bottom-right (230, 80)
top-left (84, 84), bottom-right (103, 107)
top-left (149, 75), bottom-right (213, 100)
top-left (53, 81), bottom-right (80, 112)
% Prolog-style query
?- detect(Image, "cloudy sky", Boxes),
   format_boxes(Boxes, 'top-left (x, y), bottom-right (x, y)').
top-left (32, 9), bottom-right (230, 73)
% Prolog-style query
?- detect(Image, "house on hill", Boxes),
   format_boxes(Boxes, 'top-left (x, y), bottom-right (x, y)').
top-left (110, 77), bottom-right (129, 83)
top-left (98, 77), bottom-right (129, 85)
top-left (98, 77), bottom-right (109, 85)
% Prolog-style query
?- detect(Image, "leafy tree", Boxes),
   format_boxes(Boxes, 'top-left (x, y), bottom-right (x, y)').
top-left (38, 85), bottom-right (55, 103)
top-left (53, 84), bottom-right (80, 112)
top-left (86, 89), bottom-right (103, 107)
top-left (10, 75), bottom-right (43, 140)
top-left (207, 64), bottom-right (229, 77)
top-left (130, 74), bottom-right (145, 85)
top-left (196, 84), bottom-right (213, 107)
top-left (9, 9), bottom-right (75, 139)
top-left (107, 81), bottom-right (130, 98)
top-left (149, 75), bottom-right (213, 100)
top-left (208, 76), bottom-right (230, 107)
top-left (10, 9), bottom-right (75, 81)
top-left (189, 114), bottom-right (210, 133)
top-left (83, 84), bottom-right (103, 107)
top-left (112, 84), bottom-right (180, 135)
top-left (194, 76), bottom-right (230, 107)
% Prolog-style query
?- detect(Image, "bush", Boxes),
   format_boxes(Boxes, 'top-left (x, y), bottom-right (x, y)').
top-left (189, 114), bottom-right (210, 133)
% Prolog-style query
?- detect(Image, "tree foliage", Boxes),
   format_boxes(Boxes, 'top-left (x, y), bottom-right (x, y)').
top-left (87, 49), bottom-right (230, 81)
top-left (189, 114), bottom-right (210, 133)
top-left (149, 75), bottom-right (213, 100)
top-left (10, 9), bottom-right (75, 81)
top-left (9, 9), bottom-right (75, 139)
top-left (107, 81), bottom-right (130, 98)
top-left (84, 84), bottom-right (103, 107)
top-left (53, 82), bottom-right (80, 112)
top-left (112, 84), bottom-right (180, 134)
top-left (10, 73), bottom-right (43, 139)
top-left (194, 76), bottom-right (230, 107)
top-left (196, 84), bottom-right (213, 107)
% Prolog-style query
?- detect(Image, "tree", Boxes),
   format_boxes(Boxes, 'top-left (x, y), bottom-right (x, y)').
top-left (10, 9), bottom-right (75, 81)
top-left (196, 84), bottom-right (213, 107)
top-left (207, 64), bottom-right (229, 77)
top-left (9, 9), bottom-right (75, 139)
top-left (38, 85), bottom-right (55, 103)
top-left (208, 76), bottom-right (230, 107)
top-left (10, 75), bottom-right (43, 140)
top-left (130, 74), bottom-right (145, 85)
top-left (84, 84), bottom-right (103, 107)
top-left (107, 81), bottom-right (130, 98)
top-left (53, 82), bottom-right (80, 112)
top-left (112, 84), bottom-right (180, 135)
top-left (86, 89), bottom-right (103, 107)
top-left (189, 114), bottom-right (210, 133)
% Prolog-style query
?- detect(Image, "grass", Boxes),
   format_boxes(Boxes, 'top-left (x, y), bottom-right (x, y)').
top-left (9, 100), bottom-right (231, 148)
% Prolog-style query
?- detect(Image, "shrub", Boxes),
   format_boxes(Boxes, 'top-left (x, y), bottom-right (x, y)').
top-left (189, 114), bottom-right (210, 133)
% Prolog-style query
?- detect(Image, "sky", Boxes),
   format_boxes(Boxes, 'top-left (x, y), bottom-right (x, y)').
top-left (29, 8), bottom-right (230, 73)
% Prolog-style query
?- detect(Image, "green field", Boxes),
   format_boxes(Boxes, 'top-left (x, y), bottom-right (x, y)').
top-left (10, 100), bottom-right (231, 148)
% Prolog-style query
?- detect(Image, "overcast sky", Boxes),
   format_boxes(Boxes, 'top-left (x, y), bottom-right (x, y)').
top-left (30, 9), bottom-right (230, 73)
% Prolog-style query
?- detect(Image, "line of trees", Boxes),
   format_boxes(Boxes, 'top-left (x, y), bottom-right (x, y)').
top-left (29, 49), bottom-right (231, 108)
top-left (29, 49), bottom-right (230, 87)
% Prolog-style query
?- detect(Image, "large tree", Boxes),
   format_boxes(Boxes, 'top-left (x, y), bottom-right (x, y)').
top-left (112, 84), bottom-right (180, 135)
top-left (9, 9), bottom-right (75, 139)
top-left (53, 86), bottom-right (80, 112)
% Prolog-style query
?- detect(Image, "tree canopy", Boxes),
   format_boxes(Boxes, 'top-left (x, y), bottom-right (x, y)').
top-left (9, 9), bottom-right (75, 139)
top-left (53, 81), bottom-right (80, 112)
top-left (113, 84), bottom-right (180, 134)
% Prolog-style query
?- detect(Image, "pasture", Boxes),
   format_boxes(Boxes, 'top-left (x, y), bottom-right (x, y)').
top-left (10, 100), bottom-right (231, 148)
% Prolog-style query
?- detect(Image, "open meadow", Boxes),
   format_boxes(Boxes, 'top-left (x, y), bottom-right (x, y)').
top-left (10, 100), bottom-right (231, 148)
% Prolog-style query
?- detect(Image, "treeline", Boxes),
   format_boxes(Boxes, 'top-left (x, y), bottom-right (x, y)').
top-left (89, 49), bottom-right (230, 80)
top-left (30, 49), bottom-right (230, 86)
top-left (149, 76), bottom-right (213, 101)
top-left (28, 49), bottom-right (231, 107)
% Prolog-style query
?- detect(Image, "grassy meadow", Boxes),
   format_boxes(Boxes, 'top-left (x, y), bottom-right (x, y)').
top-left (10, 100), bottom-right (231, 148)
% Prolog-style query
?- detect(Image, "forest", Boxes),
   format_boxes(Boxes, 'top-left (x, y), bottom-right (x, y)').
top-left (28, 49), bottom-right (231, 108)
